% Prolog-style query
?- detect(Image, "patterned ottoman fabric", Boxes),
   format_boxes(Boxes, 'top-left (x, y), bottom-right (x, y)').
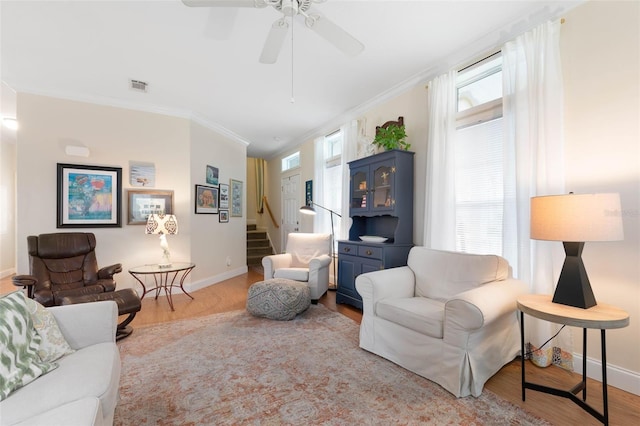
top-left (246, 279), bottom-right (311, 320)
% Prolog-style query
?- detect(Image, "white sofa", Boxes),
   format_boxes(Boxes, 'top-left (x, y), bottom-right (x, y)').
top-left (355, 247), bottom-right (528, 397)
top-left (0, 301), bottom-right (121, 426)
top-left (262, 233), bottom-right (332, 302)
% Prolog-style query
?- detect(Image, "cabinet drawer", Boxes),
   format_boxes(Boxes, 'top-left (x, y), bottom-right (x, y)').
top-left (339, 243), bottom-right (358, 256)
top-left (358, 245), bottom-right (382, 260)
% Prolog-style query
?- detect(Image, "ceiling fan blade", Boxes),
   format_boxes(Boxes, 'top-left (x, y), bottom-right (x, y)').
top-left (306, 14), bottom-right (364, 57)
top-left (259, 19), bottom-right (289, 64)
top-left (182, 0), bottom-right (266, 8)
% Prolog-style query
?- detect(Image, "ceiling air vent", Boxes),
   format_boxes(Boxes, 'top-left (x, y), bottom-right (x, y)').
top-left (129, 79), bottom-right (148, 92)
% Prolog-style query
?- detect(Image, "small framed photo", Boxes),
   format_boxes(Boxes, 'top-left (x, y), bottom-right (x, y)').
top-left (206, 165), bottom-right (219, 185)
top-left (219, 183), bottom-right (229, 209)
top-left (130, 162), bottom-right (155, 187)
top-left (127, 189), bottom-right (174, 225)
top-left (219, 210), bottom-right (229, 223)
top-left (57, 163), bottom-right (122, 228)
top-left (230, 179), bottom-right (243, 217)
top-left (195, 184), bottom-right (218, 214)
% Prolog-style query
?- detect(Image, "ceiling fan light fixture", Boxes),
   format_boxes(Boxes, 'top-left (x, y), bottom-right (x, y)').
top-left (281, 0), bottom-right (298, 16)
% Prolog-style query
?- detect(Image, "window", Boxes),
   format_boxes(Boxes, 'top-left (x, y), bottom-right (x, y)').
top-left (315, 130), bottom-right (343, 249)
top-left (454, 53), bottom-right (504, 255)
top-left (281, 151), bottom-right (300, 172)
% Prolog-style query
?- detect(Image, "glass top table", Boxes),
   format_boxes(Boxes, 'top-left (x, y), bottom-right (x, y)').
top-left (128, 262), bottom-right (195, 311)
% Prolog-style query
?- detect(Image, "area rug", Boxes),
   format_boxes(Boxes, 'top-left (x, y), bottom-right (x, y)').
top-left (114, 305), bottom-right (548, 425)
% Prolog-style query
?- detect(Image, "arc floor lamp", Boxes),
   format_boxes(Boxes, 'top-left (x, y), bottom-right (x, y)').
top-left (300, 202), bottom-right (342, 290)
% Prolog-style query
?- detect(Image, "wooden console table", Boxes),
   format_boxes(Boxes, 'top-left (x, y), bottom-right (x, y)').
top-left (517, 294), bottom-right (629, 425)
top-left (129, 262), bottom-right (195, 311)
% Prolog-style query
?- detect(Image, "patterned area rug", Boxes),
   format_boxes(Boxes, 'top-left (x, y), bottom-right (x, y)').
top-left (115, 305), bottom-right (548, 425)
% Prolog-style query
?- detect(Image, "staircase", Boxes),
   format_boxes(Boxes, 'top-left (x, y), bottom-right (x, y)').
top-left (247, 224), bottom-right (274, 266)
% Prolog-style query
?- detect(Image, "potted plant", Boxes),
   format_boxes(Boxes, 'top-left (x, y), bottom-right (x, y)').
top-left (372, 121), bottom-right (410, 151)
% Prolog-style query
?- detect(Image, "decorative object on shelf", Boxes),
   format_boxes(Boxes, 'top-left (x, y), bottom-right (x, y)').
top-left (145, 214), bottom-right (179, 268)
top-left (300, 202), bottom-right (342, 290)
top-left (372, 116), bottom-right (410, 151)
top-left (305, 180), bottom-right (313, 206)
top-left (129, 162), bottom-right (155, 187)
top-left (206, 165), bottom-right (219, 185)
top-left (219, 183), bottom-right (230, 209)
top-left (530, 192), bottom-right (623, 309)
top-left (195, 184), bottom-right (219, 214)
top-left (359, 236), bottom-right (388, 243)
top-left (127, 189), bottom-right (174, 225)
top-left (219, 210), bottom-right (229, 223)
top-left (56, 163), bottom-right (122, 228)
top-left (230, 179), bottom-right (244, 217)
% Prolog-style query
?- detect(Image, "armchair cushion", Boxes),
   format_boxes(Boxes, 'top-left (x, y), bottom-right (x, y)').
top-left (408, 247), bottom-right (509, 302)
top-left (285, 233), bottom-right (331, 267)
top-left (377, 297), bottom-right (444, 338)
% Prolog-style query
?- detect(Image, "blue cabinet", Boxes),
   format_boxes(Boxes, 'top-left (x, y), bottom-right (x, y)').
top-left (337, 149), bottom-right (414, 309)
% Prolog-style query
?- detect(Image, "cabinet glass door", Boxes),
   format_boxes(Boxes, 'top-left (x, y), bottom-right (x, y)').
top-left (350, 167), bottom-right (368, 213)
top-left (371, 161), bottom-right (394, 213)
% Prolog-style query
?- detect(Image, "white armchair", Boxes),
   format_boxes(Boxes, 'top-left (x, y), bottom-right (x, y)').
top-left (262, 233), bottom-right (332, 302)
top-left (355, 246), bottom-right (529, 397)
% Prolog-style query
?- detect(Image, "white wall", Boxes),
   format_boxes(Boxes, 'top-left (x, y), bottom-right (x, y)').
top-left (0, 138), bottom-right (15, 277)
top-left (561, 0), bottom-right (640, 390)
top-left (14, 93), bottom-right (247, 292)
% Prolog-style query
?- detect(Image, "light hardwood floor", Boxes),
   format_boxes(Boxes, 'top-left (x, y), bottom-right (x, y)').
top-left (2, 270), bottom-right (639, 425)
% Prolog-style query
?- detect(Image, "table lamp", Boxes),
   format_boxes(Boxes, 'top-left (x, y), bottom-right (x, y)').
top-left (145, 214), bottom-right (179, 268)
top-left (530, 193), bottom-right (623, 308)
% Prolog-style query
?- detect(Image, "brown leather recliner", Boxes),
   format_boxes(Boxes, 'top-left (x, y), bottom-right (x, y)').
top-left (12, 232), bottom-right (122, 306)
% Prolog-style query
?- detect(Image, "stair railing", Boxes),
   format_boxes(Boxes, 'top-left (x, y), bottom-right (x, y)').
top-left (262, 196), bottom-right (280, 229)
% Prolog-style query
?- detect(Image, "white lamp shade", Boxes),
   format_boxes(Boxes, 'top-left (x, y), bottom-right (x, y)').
top-left (530, 193), bottom-right (623, 242)
top-left (145, 214), bottom-right (178, 235)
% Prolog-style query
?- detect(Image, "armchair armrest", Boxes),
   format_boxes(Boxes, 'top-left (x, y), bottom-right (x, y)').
top-left (262, 253), bottom-right (293, 279)
top-left (12, 275), bottom-right (37, 298)
top-left (445, 278), bottom-right (529, 331)
top-left (355, 266), bottom-right (415, 315)
top-left (308, 254), bottom-right (331, 270)
top-left (49, 301), bottom-right (118, 349)
top-left (98, 263), bottom-right (122, 279)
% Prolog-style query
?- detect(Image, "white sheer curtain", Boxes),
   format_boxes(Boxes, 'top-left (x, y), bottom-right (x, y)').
top-left (313, 135), bottom-right (325, 232)
top-left (340, 120), bottom-right (358, 241)
top-left (502, 19), bottom-right (572, 367)
top-left (424, 70), bottom-right (458, 250)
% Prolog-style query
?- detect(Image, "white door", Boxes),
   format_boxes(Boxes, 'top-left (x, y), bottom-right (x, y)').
top-left (281, 174), bottom-right (300, 251)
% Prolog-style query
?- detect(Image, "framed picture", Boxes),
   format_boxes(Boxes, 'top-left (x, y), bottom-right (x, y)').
top-left (219, 210), bottom-right (229, 223)
top-left (230, 179), bottom-right (243, 217)
top-left (127, 189), bottom-right (174, 225)
top-left (219, 183), bottom-right (229, 209)
top-left (129, 162), bottom-right (155, 187)
top-left (206, 165), bottom-right (219, 185)
top-left (305, 179), bottom-right (313, 206)
top-left (57, 163), bottom-right (122, 228)
top-left (195, 184), bottom-right (218, 214)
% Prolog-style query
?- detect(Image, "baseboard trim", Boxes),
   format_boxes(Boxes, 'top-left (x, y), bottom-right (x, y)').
top-left (184, 266), bottom-right (249, 293)
top-left (573, 353), bottom-right (640, 396)
top-left (0, 268), bottom-right (16, 280)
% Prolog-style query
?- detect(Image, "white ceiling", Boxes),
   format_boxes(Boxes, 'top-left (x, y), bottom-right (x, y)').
top-left (0, 0), bottom-right (582, 158)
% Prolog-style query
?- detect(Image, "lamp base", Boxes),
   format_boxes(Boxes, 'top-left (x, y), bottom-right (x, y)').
top-left (552, 242), bottom-right (596, 309)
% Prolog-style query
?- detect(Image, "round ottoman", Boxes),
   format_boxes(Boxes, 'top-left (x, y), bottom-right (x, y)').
top-left (246, 278), bottom-right (311, 320)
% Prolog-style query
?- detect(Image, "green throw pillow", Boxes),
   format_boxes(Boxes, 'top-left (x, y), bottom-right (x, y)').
top-left (0, 291), bottom-right (58, 401)
top-left (24, 297), bottom-right (75, 362)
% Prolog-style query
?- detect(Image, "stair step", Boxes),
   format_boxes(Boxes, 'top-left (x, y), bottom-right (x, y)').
top-left (247, 231), bottom-right (267, 240)
top-left (247, 247), bottom-right (274, 256)
top-left (248, 239), bottom-right (270, 248)
top-left (247, 255), bottom-right (266, 265)
top-left (246, 224), bottom-right (257, 231)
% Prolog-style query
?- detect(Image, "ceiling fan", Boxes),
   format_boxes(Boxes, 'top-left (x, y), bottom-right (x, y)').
top-left (182, 0), bottom-right (365, 64)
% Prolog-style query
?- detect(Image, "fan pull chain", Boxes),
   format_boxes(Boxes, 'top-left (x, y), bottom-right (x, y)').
top-left (290, 15), bottom-right (295, 103)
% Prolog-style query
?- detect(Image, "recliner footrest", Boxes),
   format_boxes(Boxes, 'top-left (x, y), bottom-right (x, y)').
top-left (59, 288), bottom-right (141, 340)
